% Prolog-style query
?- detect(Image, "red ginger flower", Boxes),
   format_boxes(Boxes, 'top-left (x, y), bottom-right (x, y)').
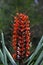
top-left (12, 13), bottom-right (31, 60)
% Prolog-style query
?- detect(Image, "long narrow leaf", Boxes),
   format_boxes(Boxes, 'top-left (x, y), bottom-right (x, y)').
top-left (24, 36), bottom-right (43, 64)
top-left (1, 32), bottom-right (8, 65)
top-left (5, 46), bottom-right (17, 65)
top-left (0, 49), bottom-right (4, 64)
top-left (34, 50), bottom-right (43, 65)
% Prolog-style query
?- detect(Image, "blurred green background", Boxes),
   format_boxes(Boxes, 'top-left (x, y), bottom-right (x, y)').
top-left (0, 0), bottom-right (43, 29)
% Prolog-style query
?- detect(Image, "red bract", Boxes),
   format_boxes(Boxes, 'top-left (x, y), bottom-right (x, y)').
top-left (12, 13), bottom-right (31, 60)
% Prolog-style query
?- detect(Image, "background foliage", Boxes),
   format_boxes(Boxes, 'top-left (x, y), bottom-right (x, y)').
top-left (0, 0), bottom-right (43, 65)
top-left (0, 0), bottom-right (43, 29)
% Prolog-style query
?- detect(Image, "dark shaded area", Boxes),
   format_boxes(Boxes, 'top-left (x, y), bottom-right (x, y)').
top-left (30, 23), bottom-right (43, 52)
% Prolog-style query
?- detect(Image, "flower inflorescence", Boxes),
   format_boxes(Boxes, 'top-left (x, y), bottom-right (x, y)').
top-left (12, 13), bottom-right (30, 60)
